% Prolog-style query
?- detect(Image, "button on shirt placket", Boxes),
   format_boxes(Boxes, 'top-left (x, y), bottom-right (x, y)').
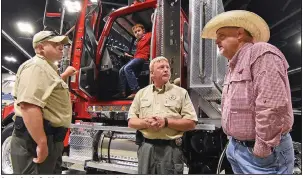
top-left (153, 89), bottom-right (162, 116)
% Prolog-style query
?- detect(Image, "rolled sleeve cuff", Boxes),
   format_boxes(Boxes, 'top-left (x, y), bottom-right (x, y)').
top-left (16, 97), bottom-right (46, 108)
top-left (253, 139), bottom-right (272, 157)
top-left (127, 113), bottom-right (139, 121)
top-left (182, 116), bottom-right (198, 123)
top-left (182, 112), bottom-right (198, 122)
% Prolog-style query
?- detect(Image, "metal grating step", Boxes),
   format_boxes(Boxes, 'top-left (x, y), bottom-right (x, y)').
top-left (87, 161), bottom-right (137, 174)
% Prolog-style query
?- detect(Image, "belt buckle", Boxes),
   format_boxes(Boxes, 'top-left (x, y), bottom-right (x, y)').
top-left (175, 138), bottom-right (182, 146)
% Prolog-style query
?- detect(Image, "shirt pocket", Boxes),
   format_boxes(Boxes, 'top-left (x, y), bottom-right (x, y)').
top-left (164, 98), bottom-right (181, 113)
top-left (229, 110), bottom-right (255, 139)
top-left (140, 98), bottom-right (152, 117)
top-left (229, 67), bottom-right (253, 110)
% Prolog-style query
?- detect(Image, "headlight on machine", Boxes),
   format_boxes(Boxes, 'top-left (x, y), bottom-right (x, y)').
top-left (95, 106), bottom-right (102, 112)
top-left (87, 106), bottom-right (93, 112)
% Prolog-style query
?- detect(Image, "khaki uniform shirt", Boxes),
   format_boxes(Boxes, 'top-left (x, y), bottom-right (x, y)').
top-left (13, 54), bottom-right (72, 128)
top-left (128, 82), bottom-right (197, 140)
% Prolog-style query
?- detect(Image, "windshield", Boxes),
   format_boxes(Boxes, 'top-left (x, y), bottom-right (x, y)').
top-left (103, 16), bottom-right (133, 43)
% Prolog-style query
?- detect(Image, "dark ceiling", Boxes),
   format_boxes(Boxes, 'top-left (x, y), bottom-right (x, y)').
top-left (1, 0), bottom-right (302, 113)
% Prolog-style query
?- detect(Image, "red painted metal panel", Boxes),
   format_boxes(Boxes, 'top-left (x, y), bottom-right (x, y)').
top-left (45, 12), bottom-right (61, 18)
top-left (73, 101), bottom-right (91, 119)
top-left (63, 129), bottom-right (70, 147)
top-left (2, 103), bottom-right (14, 120)
top-left (96, 0), bottom-right (157, 66)
top-left (69, 0), bottom-right (92, 100)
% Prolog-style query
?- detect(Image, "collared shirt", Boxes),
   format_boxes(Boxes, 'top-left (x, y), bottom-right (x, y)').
top-left (13, 54), bottom-right (72, 128)
top-left (134, 32), bottom-right (152, 60)
top-left (128, 82), bottom-right (198, 140)
top-left (221, 42), bottom-right (293, 157)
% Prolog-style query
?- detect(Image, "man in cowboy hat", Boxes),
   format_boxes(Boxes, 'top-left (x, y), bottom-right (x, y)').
top-left (11, 31), bottom-right (76, 174)
top-left (201, 10), bottom-right (294, 174)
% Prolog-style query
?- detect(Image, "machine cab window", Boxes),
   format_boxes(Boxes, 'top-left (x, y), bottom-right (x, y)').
top-left (95, 8), bottom-right (154, 100)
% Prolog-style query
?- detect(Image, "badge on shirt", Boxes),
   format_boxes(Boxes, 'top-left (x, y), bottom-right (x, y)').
top-left (169, 95), bottom-right (176, 100)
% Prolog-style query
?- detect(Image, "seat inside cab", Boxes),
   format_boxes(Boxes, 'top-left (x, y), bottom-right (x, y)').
top-left (96, 8), bottom-right (154, 100)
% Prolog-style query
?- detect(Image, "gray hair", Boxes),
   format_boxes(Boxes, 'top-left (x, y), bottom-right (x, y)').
top-left (149, 56), bottom-right (169, 73)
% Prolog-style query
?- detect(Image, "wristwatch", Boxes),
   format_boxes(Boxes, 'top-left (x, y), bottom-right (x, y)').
top-left (164, 117), bottom-right (168, 127)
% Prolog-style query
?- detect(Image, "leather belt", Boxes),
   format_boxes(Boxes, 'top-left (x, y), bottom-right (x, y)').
top-left (143, 137), bottom-right (182, 146)
top-left (233, 138), bottom-right (255, 148)
top-left (14, 116), bottom-right (67, 142)
top-left (233, 132), bottom-right (289, 148)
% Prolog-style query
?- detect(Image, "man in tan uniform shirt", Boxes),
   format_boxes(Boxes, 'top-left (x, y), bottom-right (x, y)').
top-left (128, 56), bottom-right (198, 174)
top-left (11, 31), bottom-right (76, 174)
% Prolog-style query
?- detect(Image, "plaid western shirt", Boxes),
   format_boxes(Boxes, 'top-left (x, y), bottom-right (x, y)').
top-left (221, 42), bottom-right (293, 157)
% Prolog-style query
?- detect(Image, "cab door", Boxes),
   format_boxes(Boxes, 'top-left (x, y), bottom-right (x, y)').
top-left (43, 0), bottom-right (101, 100)
top-left (68, 0), bottom-right (102, 100)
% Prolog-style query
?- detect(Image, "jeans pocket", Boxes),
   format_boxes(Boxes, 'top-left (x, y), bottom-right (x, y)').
top-left (174, 163), bottom-right (184, 174)
top-left (247, 147), bottom-right (277, 167)
top-left (163, 163), bottom-right (183, 174)
top-left (163, 163), bottom-right (174, 174)
top-left (137, 144), bottom-right (142, 157)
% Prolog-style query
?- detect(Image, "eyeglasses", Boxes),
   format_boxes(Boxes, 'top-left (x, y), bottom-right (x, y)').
top-left (35, 31), bottom-right (57, 43)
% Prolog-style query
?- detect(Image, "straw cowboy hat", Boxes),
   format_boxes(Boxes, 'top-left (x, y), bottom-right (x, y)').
top-left (201, 10), bottom-right (270, 42)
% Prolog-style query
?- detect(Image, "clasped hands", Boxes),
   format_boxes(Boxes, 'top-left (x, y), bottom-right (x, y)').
top-left (143, 116), bottom-right (166, 131)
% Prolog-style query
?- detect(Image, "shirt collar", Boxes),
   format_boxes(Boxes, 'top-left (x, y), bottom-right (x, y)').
top-left (152, 82), bottom-right (173, 93)
top-left (36, 54), bottom-right (59, 72)
top-left (229, 43), bottom-right (253, 68)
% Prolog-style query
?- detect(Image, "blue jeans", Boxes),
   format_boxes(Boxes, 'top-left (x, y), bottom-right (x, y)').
top-left (226, 133), bottom-right (294, 174)
top-left (119, 58), bottom-right (145, 92)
